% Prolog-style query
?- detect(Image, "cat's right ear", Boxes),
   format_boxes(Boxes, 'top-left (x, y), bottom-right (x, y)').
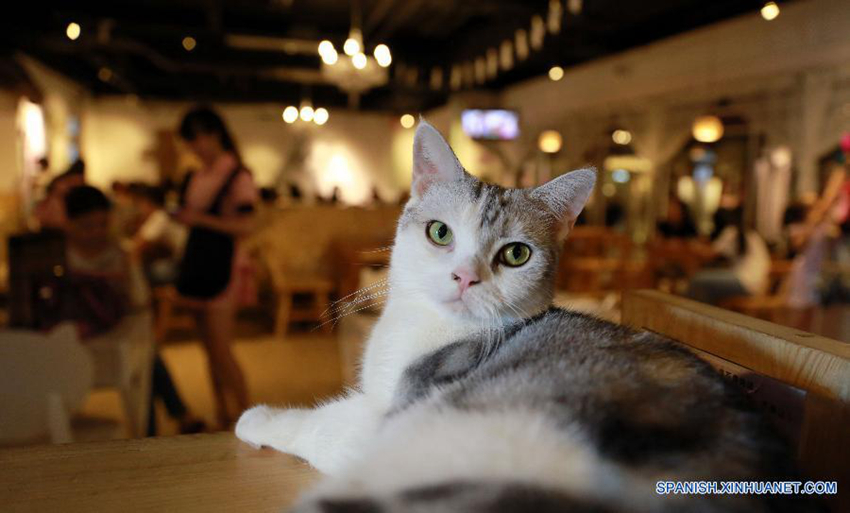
top-left (412, 118), bottom-right (465, 198)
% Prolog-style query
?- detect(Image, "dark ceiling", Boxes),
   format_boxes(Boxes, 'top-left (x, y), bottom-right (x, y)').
top-left (1, 0), bottom-right (786, 113)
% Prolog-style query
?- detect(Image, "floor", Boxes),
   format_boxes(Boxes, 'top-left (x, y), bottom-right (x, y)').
top-left (82, 328), bottom-right (345, 438)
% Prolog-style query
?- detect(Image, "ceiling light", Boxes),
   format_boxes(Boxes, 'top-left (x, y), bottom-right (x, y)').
top-left (98, 67), bottom-right (113, 82)
top-left (282, 106), bottom-right (298, 123)
top-left (761, 2), bottom-right (780, 21)
top-left (548, 65), bottom-right (564, 81)
top-left (538, 130), bottom-right (562, 153)
top-left (612, 129), bottom-right (632, 145)
top-left (321, 47), bottom-right (338, 65)
top-left (352, 52), bottom-right (367, 69)
top-left (374, 44), bottom-right (391, 67)
top-left (182, 36), bottom-right (196, 51)
top-left (500, 40), bottom-right (514, 71)
top-left (318, 40), bottom-right (335, 56)
top-left (313, 108), bottom-right (329, 125)
top-left (400, 114), bottom-right (415, 129)
top-left (344, 31), bottom-right (361, 56)
top-left (66, 22), bottom-right (81, 41)
top-left (612, 169), bottom-right (630, 183)
top-left (692, 115), bottom-right (724, 143)
top-left (300, 104), bottom-right (314, 122)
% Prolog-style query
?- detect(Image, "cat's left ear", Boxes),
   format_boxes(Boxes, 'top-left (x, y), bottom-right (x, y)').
top-left (532, 168), bottom-right (596, 240)
top-left (411, 118), bottom-right (466, 198)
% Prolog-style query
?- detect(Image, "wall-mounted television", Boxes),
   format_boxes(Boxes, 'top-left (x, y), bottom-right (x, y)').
top-left (461, 109), bottom-right (520, 141)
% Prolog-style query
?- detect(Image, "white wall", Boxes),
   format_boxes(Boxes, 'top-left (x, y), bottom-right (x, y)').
top-left (0, 92), bottom-right (19, 193)
top-left (81, 99), bottom-right (405, 203)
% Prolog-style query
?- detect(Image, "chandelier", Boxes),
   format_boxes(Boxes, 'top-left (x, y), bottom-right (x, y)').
top-left (318, 5), bottom-right (391, 107)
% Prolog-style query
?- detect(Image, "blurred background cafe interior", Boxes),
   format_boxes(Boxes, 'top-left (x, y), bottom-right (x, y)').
top-left (0, 0), bottom-right (847, 444)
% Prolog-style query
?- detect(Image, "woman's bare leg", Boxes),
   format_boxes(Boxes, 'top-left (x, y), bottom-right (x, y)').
top-left (196, 306), bottom-right (249, 427)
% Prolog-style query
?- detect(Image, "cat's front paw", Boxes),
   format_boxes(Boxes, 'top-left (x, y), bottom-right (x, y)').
top-left (235, 404), bottom-right (276, 449)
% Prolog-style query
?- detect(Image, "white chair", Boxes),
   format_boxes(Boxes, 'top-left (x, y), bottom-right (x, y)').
top-left (86, 310), bottom-right (155, 438)
top-left (0, 324), bottom-right (101, 445)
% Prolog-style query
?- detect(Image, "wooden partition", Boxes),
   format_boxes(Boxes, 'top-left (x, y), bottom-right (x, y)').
top-left (623, 290), bottom-right (849, 512)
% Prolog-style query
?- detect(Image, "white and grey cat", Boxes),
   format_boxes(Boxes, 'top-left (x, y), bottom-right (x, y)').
top-left (237, 120), bottom-right (805, 513)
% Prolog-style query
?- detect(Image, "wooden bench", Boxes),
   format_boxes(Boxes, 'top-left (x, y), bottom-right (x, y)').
top-left (623, 290), bottom-right (849, 513)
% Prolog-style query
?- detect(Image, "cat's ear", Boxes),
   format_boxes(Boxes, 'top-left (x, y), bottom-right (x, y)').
top-left (412, 118), bottom-right (465, 198)
top-left (532, 168), bottom-right (596, 240)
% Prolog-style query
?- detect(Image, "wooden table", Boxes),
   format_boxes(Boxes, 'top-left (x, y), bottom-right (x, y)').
top-left (0, 433), bottom-right (319, 512)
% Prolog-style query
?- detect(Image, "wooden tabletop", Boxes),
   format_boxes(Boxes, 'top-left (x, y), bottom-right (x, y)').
top-left (0, 433), bottom-right (320, 512)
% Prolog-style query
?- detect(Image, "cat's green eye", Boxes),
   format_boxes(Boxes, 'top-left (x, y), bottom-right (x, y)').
top-left (426, 221), bottom-right (453, 246)
top-left (500, 243), bottom-right (532, 267)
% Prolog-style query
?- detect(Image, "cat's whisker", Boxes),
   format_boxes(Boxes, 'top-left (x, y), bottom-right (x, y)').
top-left (326, 290), bottom-right (390, 320)
top-left (321, 279), bottom-right (390, 318)
top-left (312, 299), bottom-right (389, 332)
top-left (326, 289), bottom-right (390, 318)
top-left (326, 278), bottom-right (389, 307)
top-left (358, 246), bottom-right (393, 254)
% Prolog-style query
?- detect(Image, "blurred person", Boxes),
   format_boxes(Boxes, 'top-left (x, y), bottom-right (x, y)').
top-left (604, 202), bottom-right (624, 228)
top-left (687, 208), bottom-right (770, 305)
top-left (176, 106), bottom-right (257, 427)
top-left (33, 160), bottom-right (86, 230)
top-left (653, 195), bottom-right (703, 287)
top-left (64, 185), bottom-right (204, 435)
top-left (785, 164), bottom-right (848, 308)
top-left (111, 181), bottom-right (142, 237)
top-left (656, 195), bottom-right (698, 238)
top-left (62, 185), bottom-right (146, 337)
top-left (129, 185), bottom-right (188, 287)
top-left (711, 185), bottom-right (742, 239)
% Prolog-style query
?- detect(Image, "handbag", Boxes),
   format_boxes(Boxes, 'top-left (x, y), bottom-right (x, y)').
top-left (176, 167), bottom-right (243, 299)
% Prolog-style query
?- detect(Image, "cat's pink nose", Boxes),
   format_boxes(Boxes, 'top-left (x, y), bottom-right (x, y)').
top-left (451, 268), bottom-right (481, 293)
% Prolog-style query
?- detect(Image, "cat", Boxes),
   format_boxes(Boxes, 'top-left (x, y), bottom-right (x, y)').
top-left (237, 120), bottom-right (806, 512)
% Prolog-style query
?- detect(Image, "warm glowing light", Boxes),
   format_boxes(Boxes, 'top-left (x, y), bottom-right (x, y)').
top-left (98, 67), bottom-right (113, 82)
top-left (313, 107), bottom-right (329, 125)
top-left (17, 99), bottom-right (47, 164)
top-left (761, 2), bottom-right (780, 21)
top-left (321, 47), bottom-right (338, 65)
top-left (538, 130), bottom-right (563, 153)
top-left (374, 44), bottom-right (392, 67)
top-left (612, 129), bottom-right (632, 145)
top-left (612, 169), bottom-right (630, 183)
top-left (312, 142), bottom-right (371, 204)
top-left (400, 114), bottom-right (415, 129)
top-left (66, 22), bottom-right (81, 41)
top-left (318, 40), bottom-right (335, 56)
top-left (300, 105), bottom-right (315, 122)
top-left (692, 115), bottom-right (724, 143)
top-left (182, 36), bottom-right (196, 51)
top-left (344, 37), bottom-right (360, 56)
top-left (352, 52), bottom-right (367, 69)
top-left (770, 146), bottom-right (792, 168)
top-left (282, 106), bottom-right (299, 123)
top-left (548, 65), bottom-right (564, 81)
top-left (602, 183), bottom-right (616, 197)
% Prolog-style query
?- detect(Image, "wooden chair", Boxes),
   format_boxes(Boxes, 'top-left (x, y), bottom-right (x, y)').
top-left (623, 290), bottom-right (849, 513)
top-left (85, 310), bottom-right (156, 438)
top-left (558, 227), bottom-right (650, 293)
top-left (719, 259), bottom-right (799, 324)
top-left (261, 250), bottom-right (334, 337)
